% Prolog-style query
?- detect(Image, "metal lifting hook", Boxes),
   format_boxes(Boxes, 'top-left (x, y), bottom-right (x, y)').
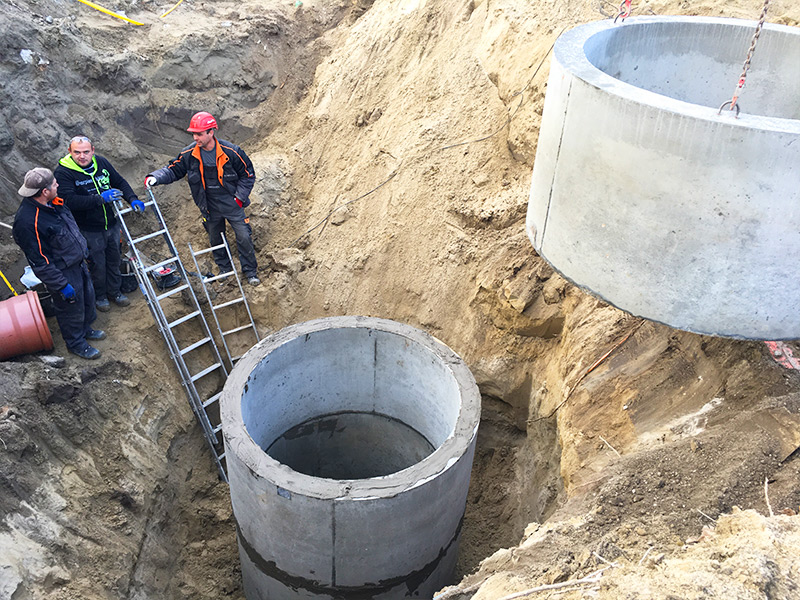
top-left (614, 0), bottom-right (632, 23)
top-left (720, 0), bottom-right (770, 117)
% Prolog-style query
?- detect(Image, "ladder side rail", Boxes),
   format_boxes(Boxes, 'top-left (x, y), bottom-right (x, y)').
top-left (214, 237), bottom-right (260, 366)
top-left (139, 189), bottom-right (229, 380)
top-left (115, 201), bottom-right (178, 354)
top-left (145, 187), bottom-right (180, 258)
top-left (133, 233), bottom-right (224, 470)
top-left (188, 241), bottom-right (235, 368)
top-left (169, 243), bottom-right (230, 380)
top-left (116, 196), bottom-right (227, 481)
top-left (142, 193), bottom-right (231, 462)
top-left (115, 201), bottom-right (183, 373)
top-left (222, 236), bottom-right (260, 345)
top-left (117, 202), bottom-right (207, 423)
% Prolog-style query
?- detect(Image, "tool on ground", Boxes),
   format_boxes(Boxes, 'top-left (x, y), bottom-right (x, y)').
top-left (188, 236), bottom-right (260, 369)
top-left (1, 267), bottom-right (18, 296)
top-left (115, 187), bottom-right (229, 481)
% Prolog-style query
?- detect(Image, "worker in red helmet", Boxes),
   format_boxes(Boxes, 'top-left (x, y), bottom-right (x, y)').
top-left (145, 111), bottom-right (260, 285)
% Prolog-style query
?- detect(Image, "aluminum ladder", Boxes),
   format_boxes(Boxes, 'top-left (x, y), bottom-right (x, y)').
top-left (114, 188), bottom-right (229, 481)
top-left (188, 237), bottom-right (260, 369)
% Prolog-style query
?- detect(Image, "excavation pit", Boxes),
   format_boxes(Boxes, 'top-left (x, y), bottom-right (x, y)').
top-left (221, 316), bottom-right (481, 600)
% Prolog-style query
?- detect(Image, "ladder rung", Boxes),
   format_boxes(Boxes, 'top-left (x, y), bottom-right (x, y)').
top-left (193, 243), bottom-right (226, 256)
top-left (131, 229), bottom-right (167, 245)
top-left (144, 258), bottom-right (179, 274)
top-left (203, 392), bottom-right (222, 409)
top-left (223, 324), bottom-right (253, 336)
top-left (155, 283), bottom-right (189, 301)
top-left (213, 297), bottom-right (244, 310)
top-left (168, 310), bottom-right (200, 328)
top-left (204, 272), bottom-right (234, 283)
top-left (117, 206), bottom-right (133, 216)
top-left (213, 423), bottom-right (223, 434)
top-left (217, 452), bottom-right (226, 461)
top-left (179, 336), bottom-right (212, 355)
top-left (190, 363), bottom-right (222, 382)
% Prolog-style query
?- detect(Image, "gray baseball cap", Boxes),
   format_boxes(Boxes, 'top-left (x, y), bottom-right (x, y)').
top-left (18, 167), bottom-right (54, 197)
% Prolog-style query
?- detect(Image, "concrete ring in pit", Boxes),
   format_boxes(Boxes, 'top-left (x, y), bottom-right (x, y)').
top-left (220, 316), bottom-right (481, 599)
top-left (527, 17), bottom-right (800, 339)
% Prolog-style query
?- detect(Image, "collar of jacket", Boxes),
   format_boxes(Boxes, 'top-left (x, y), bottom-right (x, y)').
top-left (191, 139), bottom-right (229, 189)
top-left (22, 196), bottom-right (58, 211)
top-left (59, 153), bottom-right (98, 175)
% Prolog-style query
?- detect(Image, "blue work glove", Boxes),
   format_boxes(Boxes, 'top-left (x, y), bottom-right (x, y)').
top-left (60, 283), bottom-right (76, 302)
top-left (131, 199), bottom-right (146, 213)
top-left (101, 188), bottom-right (123, 203)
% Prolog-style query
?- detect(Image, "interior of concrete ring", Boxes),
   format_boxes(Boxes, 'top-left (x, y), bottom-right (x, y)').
top-left (586, 19), bottom-right (800, 118)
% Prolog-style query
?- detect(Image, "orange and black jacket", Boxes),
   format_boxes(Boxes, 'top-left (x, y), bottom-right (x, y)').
top-left (55, 154), bottom-right (140, 232)
top-left (12, 197), bottom-right (89, 292)
top-left (147, 138), bottom-right (255, 217)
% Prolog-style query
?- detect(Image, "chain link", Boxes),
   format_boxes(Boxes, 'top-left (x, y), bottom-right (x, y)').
top-left (739, 0), bottom-right (770, 83)
top-left (723, 0), bottom-right (770, 113)
top-left (614, 0), bottom-right (632, 23)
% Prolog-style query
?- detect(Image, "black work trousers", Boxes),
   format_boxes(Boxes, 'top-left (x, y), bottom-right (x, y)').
top-left (51, 262), bottom-right (97, 352)
top-left (83, 221), bottom-right (122, 301)
top-left (203, 205), bottom-right (258, 277)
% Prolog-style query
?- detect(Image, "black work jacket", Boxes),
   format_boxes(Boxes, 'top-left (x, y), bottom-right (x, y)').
top-left (54, 154), bottom-right (140, 232)
top-left (148, 138), bottom-right (255, 217)
top-left (12, 197), bottom-right (89, 292)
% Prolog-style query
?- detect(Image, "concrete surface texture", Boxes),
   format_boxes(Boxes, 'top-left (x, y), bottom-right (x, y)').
top-left (220, 316), bottom-right (481, 599)
top-left (527, 16), bottom-right (800, 340)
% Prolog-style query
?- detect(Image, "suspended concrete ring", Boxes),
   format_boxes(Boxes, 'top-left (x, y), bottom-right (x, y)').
top-left (528, 16), bottom-right (800, 339)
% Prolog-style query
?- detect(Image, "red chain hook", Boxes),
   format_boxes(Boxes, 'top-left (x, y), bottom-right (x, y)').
top-left (614, 0), bottom-right (632, 23)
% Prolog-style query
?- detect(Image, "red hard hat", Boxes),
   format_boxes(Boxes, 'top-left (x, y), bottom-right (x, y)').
top-left (187, 111), bottom-right (218, 132)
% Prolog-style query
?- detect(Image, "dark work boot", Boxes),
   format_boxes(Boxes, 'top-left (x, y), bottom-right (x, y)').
top-left (69, 345), bottom-right (101, 360)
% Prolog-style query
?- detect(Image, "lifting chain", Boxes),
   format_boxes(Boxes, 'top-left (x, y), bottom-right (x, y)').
top-left (719, 0), bottom-right (771, 116)
top-left (614, 0), bottom-right (632, 23)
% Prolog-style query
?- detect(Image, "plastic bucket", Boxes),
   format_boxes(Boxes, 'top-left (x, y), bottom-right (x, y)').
top-left (120, 260), bottom-right (138, 294)
top-left (0, 291), bottom-right (54, 360)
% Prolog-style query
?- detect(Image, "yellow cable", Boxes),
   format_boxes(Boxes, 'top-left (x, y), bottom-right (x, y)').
top-left (0, 268), bottom-right (18, 296)
top-left (74, 0), bottom-right (145, 25)
top-left (159, 0), bottom-right (185, 18)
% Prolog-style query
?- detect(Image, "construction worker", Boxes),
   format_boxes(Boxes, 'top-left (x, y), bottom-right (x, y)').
top-left (54, 135), bottom-right (145, 312)
top-left (145, 111), bottom-right (260, 285)
top-left (12, 168), bottom-right (105, 360)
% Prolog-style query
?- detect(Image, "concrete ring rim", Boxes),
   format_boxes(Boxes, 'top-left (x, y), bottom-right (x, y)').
top-left (556, 16), bottom-right (800, 133)
top-left (221, 315), bottom-right (481, 500)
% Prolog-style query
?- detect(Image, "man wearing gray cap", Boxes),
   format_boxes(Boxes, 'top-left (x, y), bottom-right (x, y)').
top-left (12, 168), bottom-right (106, 359)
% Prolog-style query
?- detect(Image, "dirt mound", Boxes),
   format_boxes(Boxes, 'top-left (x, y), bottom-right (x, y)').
top-left (1, 0), bottom-right (799, 599)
